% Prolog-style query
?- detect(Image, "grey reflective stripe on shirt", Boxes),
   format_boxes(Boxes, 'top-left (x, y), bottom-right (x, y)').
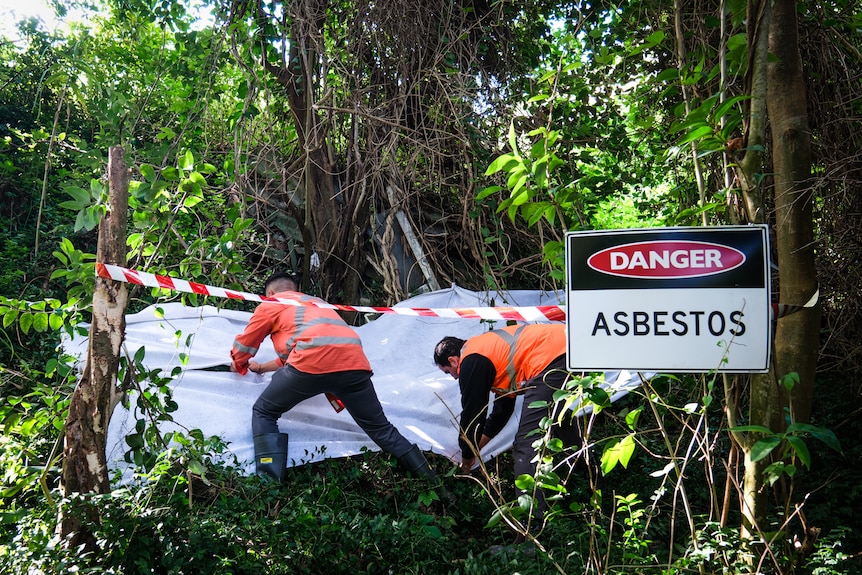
top-left (279, 303), bottom-right (360, 359)
top-left (490, 325), bottom-right (526, 391)
top-left (277, 334), bottom-right (363, 360)
top-left (284, 295), bottom-right (333, 348)
top-left (233, 339), bottom-right (259, 355)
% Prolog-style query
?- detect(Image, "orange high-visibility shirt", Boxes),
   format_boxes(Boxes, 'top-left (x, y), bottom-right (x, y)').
top-left (461, 323), bottom-right (566, 394)
top-left (231, 291), bottom-right (371, 375)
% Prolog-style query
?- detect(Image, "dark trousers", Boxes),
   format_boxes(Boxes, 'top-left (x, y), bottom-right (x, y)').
top-left (512, 355), bottom-right (583, 511)
top-left (252, 365), bottom-right (413, 459)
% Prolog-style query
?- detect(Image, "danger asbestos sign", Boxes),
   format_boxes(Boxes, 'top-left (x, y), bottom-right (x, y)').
top-left (565, 226), bottom-right (771, 373)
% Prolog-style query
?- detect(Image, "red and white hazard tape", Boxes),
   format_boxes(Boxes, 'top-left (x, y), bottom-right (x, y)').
top-left (96, 263), bottom-right (817, 322)
top-left (95, 263), bottom-right (566, 322)
top-left (770, 290), bottom-right (819, 320)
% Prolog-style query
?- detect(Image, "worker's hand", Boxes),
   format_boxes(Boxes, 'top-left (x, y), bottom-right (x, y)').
top-left (459, 457), bottom-right (475, 474)
top-left (229, 362), bottom-right (238, 373)
top-left (248, 360), bottom-right (262, 374)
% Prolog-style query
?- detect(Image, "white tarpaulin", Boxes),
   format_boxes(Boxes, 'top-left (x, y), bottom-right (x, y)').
top-left (63, 284), bottom-right (645, 476)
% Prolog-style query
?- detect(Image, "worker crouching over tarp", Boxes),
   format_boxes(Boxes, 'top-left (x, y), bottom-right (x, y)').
top-left (230, 271), bottom-right (436, 483)
top-left (433, 323), bottom-right (584, 525)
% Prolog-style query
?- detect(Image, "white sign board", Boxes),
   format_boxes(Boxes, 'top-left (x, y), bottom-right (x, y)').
top-left (565, 226), bottom-right (771, 373)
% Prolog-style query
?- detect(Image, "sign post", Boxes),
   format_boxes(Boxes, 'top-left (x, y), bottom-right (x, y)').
top-left (565, 226), bottom-right (771, 373)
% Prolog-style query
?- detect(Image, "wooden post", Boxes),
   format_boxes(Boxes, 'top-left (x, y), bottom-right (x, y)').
top-left (59, 146), bottom-right (130, 552)
top-left (386, 185), bottom-right (441, 293)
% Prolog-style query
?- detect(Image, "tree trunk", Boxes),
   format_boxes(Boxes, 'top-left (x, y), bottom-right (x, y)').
top-left (767, 0), bottom-right (819, 425)
top-left (738, 0), bottom-right (819, 542)
top-left (255, 0), bottom-right (365, 305)
top-left (732, 0), bottom-right (780, 539)
top-left (59, 146), bottom-right (129, 551)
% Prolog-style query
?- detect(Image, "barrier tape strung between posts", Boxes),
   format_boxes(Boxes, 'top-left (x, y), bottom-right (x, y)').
top-left (95, 263), bottom-right (566, 322)
top-left (95, 263), bottom-right (818, 322)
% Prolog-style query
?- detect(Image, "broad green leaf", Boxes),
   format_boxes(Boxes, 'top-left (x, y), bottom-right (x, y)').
top-left (485, 509), bottom-right (503, 528)
top-left (677, 125), bottom-right (714, 145)
top-left (585, 386), bottom-right (610, 408)
top-left (32, 312), bottom-right (49, 333)
top-left (507, 168), bottom-right (527, 191)
top-left (538, 69), bottom-right (556, 83)
top-left (785, 436), bottom-right (811, 468)
top-left (49, 313), bottom-right (64, 331)
top-left (712, 94), bottom-right (749, 121)
top-left (523, 201), bottom-right (550, 226)
top-left (188, 458), bottom-right (207, 476)
top-left (179, 150), bottom-right (195, 170)
top-left (183, 195), bottom-right (204, 208)
top-left (157, 126), bottom-right (176, 140)
top-left (476, 185), bottom-right (502, 200)
top-left (750, 436), bottom-right (782, 463)
top-left (728, 424), bottom-right (772, 434)
top-left (616, 434), bottom-right (636, 469)
top-left (546, 438), bottom-right (564, 453)
top-left (64, 186), bottom-right (90, 204)
top-left (19, 312), bottom-right (33, 334)
top-left (601, 438), bottom-right (621, 475)
top-left (510, 180), bottom-right (529, 204)
top-left (515, 473), bottom-right (535, 490)
top-left (624, 407), bottom-right (642, 430)
top-left (140, 164), bottom-right (156, 182)
top-left (656, 68), bottom-right (679, 82)
top-left (787, 423), bottom-right (842, 453)
top-left (508, 122), bottom-right (518, 154)
top-left (484, 154), bottom-right (518, 176)
top-left (125, 433), bottom-right (144, 449)
top-left (645, 30), bottom-right (665, 44)
top-left (780, 372), bottom-right (800, 391)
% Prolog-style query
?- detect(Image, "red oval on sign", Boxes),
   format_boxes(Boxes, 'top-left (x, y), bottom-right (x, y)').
top-left (587, 240), bottom-right (746, 279)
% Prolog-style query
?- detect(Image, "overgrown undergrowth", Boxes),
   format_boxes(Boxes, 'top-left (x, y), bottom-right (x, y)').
top-left (2, 421), bottom-right (861, 575)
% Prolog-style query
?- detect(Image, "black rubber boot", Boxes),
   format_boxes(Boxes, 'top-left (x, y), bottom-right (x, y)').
top-left (398, 444), bottom-right (437, 481)
top-left (398, 444), bottom-right (456, 504)
top-left (253, 432), bottom-right (288, 482)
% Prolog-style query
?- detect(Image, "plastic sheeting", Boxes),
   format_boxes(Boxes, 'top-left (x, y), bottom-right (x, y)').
top-left (63, 284), bottom-right (646, 477)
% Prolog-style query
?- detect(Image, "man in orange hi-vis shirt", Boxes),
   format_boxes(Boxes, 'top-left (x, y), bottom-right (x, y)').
top-left (433, 323), bottom-right (583, 516)
top-left (231, 271), bottom-right (435, 483)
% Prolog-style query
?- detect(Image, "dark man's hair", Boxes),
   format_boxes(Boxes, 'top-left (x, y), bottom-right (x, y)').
top-left (264, 271), bottom-right (298, 294)
top-left (433, 336), bottom-right (466, 367)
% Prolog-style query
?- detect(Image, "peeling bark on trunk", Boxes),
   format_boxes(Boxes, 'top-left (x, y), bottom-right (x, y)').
top-left (59, 146), bottom-right (129, 552)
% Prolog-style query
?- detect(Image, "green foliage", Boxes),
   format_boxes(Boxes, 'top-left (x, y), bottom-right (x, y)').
top-left (2, 444), bottom-right (527, 575)
top-left (59, 179), bottom-right (108, 232)
top-left (118, 346), bottom-right (183, 472)
top-left (613, 492), bottom-right (656, 564)
top-left (0, 1), bottom-right (860, 574)
top-left (801, 527), bottom-right (858, 575)
top-left (673, 521), bottom-right (754, 574)
top-left (50, 237), bottom-right (96, 303)
top-left (728, 420), bottom-right (842, 485)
